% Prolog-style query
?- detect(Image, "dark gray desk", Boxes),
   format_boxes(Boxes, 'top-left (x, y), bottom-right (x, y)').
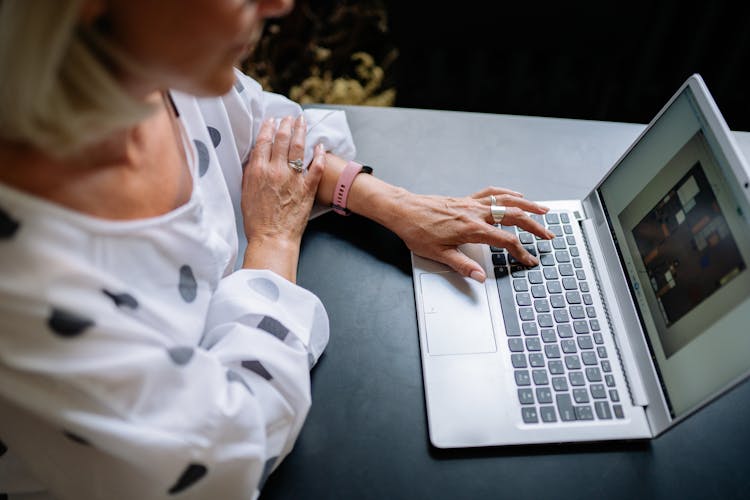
top-left (262, 106), bottom-right (750, 499)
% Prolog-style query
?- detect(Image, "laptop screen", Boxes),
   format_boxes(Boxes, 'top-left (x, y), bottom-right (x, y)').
top-left (598, 85), bottom-right (750, 418)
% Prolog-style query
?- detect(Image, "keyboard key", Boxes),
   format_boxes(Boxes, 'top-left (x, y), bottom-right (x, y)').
top-left (590, 384), bottom-right (606, 399)
top-left (595, 401), bottom-right (613, 420)
top-left (585, 305), bottom-right (596, 316)
top-left (556, 393), bottom-right (576, 421)
top-left (531, 284), bottom-right (547, 298)
top-left (569, 305), bottom-right (586, 319)
top-left (560, 213), bottom-right (570, 223)
top-left (568, 371), bottom-right (585, 386)
top-left (537, 314), bottom-right (553, 327)
top-left (552, 376), bottom-right (569, 392)
top-left (613, 404), bottom-right (624, 419)
top-left (564, 355), bottom-right (581, 369)
top-left (511, 353), bottom-right (527, 368)
top-left (577, 335), bottom-right (594, 349)
top-left (550, 295), bottom-right (566, 308)
top-left (562, 277), bottom-right (577, 290)
top-left (519, 232), bottom-right (534, 244)
top-left (508, 338), bottom-right (524, 352)
top-left (544, 344), bottom-right (561, 358)
top-left (585, 367), bottom-right (603, 382)
top-left (541, 328), bottom-right (557, 343)
top-left (575, 405), bottom-right (594, 420)
top-left (565, 291), bottom-right (582, 304)
top-left (513, 279), bottom-right (528, 292)
top-left (593, 332), bottom-right (604, 345)
top-left (559, 264), bottom-right (574, 276)
top-left (601, 360), bottom-right (612, 372)
top-left (525, 338), bottom-right (542, 351)
top-left (575, 269), bottom-right (586, 280)
top-left (557, 324), bottom-right (573, 338)
top-left (549, 225), bottom-right (563, 237)
top-left (522, 322), bottom-right (539, 336)
top-left (522, 407), bottom-right (539, 423)
top-left (573, 258), bottom-right (583, 268)
top-left (590, 319), bottom-right (601, 331)
top-left (581, 351), bottom-right (597, 366)
top-left (609, 389), bottom-right (620, 402)
top-left (542, 267), bottom-right (559, 280)
top-left (545, 213), bottom-right (560, 224)
top-left (492, 253), bottom-right (508, 266)
top-left (566, 235), bottom-right (576, 246)
top-left (563, 224), bottom-right (573, 235)
top-left (516, 293), bottom-right (532, 306)
top-left (528, 271), bottom-right (543, 284)
top-left (569, 246), bottom-right (580, 257)
top-left (511, 266), bottom-right (527, 278)
top-left (530, 214), bottom-right (544, 224)
top-left (573, 388), bottom-right (590, 403)
top-left (573, 320), bottom-right (589, 334)
top-left (547, 280), bottom-right (563, 294)
top-left (519, 307), bottom-right (534, 321)
top-left (523, 245), bottom-right (538, 256)
top-left (536, 387), bottom-right (553, 404)
top-left (552, 237), bottom-right (567, 250)
top-left (532, 369), bottom-right (549, 385)
top-left (583, 294), bottom-right (593, 306)
top-left (605, 374), bottom-right (616, 387)
top-left (540, 405), bottom-right (557, 423)
top-left (553, 309), bottom-right (569, 323)
top-left (534, 299), bottom-right (550, 313)
top-left (537, 240), bottom-right (552, 253)
top-left (548, 359), bottom-right (564, 375)
top-left (529, 352), bottom-right (545, 367)
top-left (561, 339), bottom-right (577, 354)
top-left (518, 388), bottom-right (535, 404)
top-left (540, 254), bottom-right (555, 266)
top-left (597, 347), bottom-right (608, 358)
top-left (555, 250), bottom-right (571, 263)
top-left (579, 281), bottom-right (589, 292)
top-left (514, 370), bottom-right (531, 386)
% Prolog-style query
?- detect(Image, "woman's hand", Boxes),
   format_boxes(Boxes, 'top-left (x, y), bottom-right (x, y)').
top-left (240, 115), bottom-right (326, 281)
top-left (389, 187), bottom-right (554, 282)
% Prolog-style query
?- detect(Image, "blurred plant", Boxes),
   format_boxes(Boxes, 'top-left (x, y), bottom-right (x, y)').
top-left (241, 0), bottom-right (398, 106)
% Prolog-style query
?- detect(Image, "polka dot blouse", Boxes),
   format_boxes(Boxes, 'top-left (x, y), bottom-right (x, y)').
top-left (0, 70), bottom-right (356, 499)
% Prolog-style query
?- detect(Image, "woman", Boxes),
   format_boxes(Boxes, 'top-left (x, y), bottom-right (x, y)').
top-left (0, 1), bottom-right (553, 498)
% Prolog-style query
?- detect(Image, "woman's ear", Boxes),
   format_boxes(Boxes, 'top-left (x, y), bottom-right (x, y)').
top-left (79, 0), bottom-right (106, 27)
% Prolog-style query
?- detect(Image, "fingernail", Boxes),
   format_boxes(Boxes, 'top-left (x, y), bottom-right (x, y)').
top-left (297, 114), bottom-right (306, 125)
top-left (316, 143), bottom-right (325, 155)
top-left (265, 117), bottom-right (274, 125)
top-left (547, 231), bottom-right (555, 239)
top-left (470, 270), bottom-right (486, 283)
top-left (528, 257), bottom-right (539, 266)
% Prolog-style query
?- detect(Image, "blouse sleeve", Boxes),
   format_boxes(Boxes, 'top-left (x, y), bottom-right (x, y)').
top-left (0, 266), bottom-right (329, 499)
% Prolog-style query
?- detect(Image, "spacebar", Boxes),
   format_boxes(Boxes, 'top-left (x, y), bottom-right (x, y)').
top-left (495, 266), bottom-right (521, 337)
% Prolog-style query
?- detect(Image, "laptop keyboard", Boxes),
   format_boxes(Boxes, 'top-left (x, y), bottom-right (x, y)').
top-left (493, 211), bottom-right (625, 424)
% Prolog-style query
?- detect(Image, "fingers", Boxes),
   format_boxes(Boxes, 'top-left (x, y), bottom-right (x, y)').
top-left (271, 116), bottom-right (293, 164)
top-left (500, 207), bottom-right (555, 240)
top-left (436, 248), bottom-right (487, 283)
top-left (485, 226), bottom-right (540, 267)
top-left (472, 186), bottom-right (524, 199)
top-left (288, 114), bottom-right (306, 166)
top-left (306, 144), bottom-right (326, 189)
top-left (249, 118), bottom-right (274, 167)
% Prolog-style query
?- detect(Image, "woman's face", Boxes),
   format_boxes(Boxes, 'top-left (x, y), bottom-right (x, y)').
top-left (102, 0), bottom-right (293, 96)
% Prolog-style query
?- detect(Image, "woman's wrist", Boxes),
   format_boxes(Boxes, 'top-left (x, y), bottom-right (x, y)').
top-left (242, 234), bottom-right (300, 283)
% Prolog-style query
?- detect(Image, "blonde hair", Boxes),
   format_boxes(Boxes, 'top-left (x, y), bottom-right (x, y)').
top-left (0, 0), bottom-right (153, 157)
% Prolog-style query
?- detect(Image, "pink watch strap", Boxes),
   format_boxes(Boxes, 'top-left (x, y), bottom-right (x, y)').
top-left (331, 160), bottom-right (373, 215)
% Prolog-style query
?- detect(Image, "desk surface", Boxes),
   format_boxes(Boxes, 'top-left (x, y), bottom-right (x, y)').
top-left (262, 106), bottom-right (750, 499)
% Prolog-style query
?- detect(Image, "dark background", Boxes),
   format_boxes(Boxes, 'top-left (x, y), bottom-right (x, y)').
top-left (383, 0), bottom-right (750, 131)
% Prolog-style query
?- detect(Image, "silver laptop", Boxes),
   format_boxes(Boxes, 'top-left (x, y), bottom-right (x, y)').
top-left (411, 74), bottom-right (750, 448)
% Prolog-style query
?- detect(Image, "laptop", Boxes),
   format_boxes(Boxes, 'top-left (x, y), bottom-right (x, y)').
top-left (411, 74), bottom-right (750, 448)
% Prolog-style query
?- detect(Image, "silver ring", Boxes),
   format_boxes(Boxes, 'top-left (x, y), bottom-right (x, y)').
top-left (489, 195), bottom-right (497, 205)
top-left (490, 204), bottom-right (507, 224)
top-left (287, 158), bottom-right (305, 172)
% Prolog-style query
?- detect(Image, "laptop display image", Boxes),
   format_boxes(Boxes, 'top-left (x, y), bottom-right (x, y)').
top-left (411, 74), bottom-right (750, 448)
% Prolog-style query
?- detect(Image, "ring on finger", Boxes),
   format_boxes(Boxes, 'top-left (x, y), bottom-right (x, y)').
top-left (287, 158), bottom-right (305, 172)
top-left (490, 203), bottom-right (507, 225)
top-left (489, 194), bottom-right (497, 205)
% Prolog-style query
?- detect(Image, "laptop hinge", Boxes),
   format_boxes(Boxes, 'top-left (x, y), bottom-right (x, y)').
top-left (580, 218), bottom-right (650, 408)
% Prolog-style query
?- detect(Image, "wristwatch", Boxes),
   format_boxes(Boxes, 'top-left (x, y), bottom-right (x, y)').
top-left (331, 160), bottom-right (374, 215)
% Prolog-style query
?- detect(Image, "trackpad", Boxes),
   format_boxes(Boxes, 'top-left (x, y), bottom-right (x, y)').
top-left (419, 272), bottom-right (497, 355)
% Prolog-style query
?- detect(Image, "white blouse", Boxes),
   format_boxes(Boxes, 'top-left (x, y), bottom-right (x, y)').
top-left (0, 70), bottom-right (356, 500)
